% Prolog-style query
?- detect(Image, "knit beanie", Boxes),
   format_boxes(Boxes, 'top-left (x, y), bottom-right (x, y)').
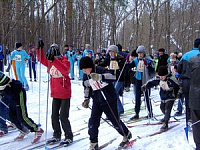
top-left (85, 44), bottom-right (91, 49)
top-left (16, 42), bottom-right (22, 49)
top-left (194, 38), bottom-right (200, 48)
top-left (136, 45), bottom-right (146, 55)
top-left (0, 71), bottom-right (10, 86)
top-left (158, 48), bottom-right (165, 52)
top-left (107, 45), bottom-right (118, 53)
top-left (158, 66), bottom-right (168, 76)
top-left (80, 56), bottom-right (94, 70)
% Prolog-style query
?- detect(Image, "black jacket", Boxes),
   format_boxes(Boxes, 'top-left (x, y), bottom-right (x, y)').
top-left (156, 54), bottom-right (169, 72)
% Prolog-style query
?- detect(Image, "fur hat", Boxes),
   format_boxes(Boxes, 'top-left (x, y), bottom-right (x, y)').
top-left (194, 38), bottom-right (200, 48)
top-left (0, 71), bottom-right (10, 86)
top-left (80, 56), bottom-right (94, 70)
top-left (16, 42), bottom-right (22, 49)
top-left (158, 66), bottom-right (168, 76)
top-left (136, 45), bottom-right (146, 55)
top-left (107, 45), bottom-right (118, 53)
top-left (85, 44), bottom-right (91, 49)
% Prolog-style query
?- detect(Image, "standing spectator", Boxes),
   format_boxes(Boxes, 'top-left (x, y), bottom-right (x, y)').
top-left (10, 43), bottom-right (30, 91)
top-left (188, 49), bottom-right (200, 150)
top-left (99, 45), bottom-right (125, 115)
top-left (36, 42), bottom-right (73, 145)
top-left (63, 44), bottom-right (69, 55)
top-left (83, 44), bottom-right (94, 59)
top-left (0, 44), bottom-right (4, 72)
top-left (156, 48), bottom-right (169, 72)
top-left (0, 71), bottom-right (44, 143)
top-left (129, 45), bottom-right (155, 120)
top-left (74, 49), bottom-right (83, 80)
top-left (28, 45), bottom-right (37, 82)
top-left (65, 44), bottom-right (75, 80)
top-left (177, 38), bottom-right (200, 126)
top-left (79, 56), bottom-right (132, 150)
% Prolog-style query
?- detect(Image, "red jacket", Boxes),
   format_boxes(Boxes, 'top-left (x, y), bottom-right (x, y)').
top-left (36, 49), bottom-right (71, 99)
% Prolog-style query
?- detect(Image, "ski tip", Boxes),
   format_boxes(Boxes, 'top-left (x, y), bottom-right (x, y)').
top-left (45, 146), bottom-right (50, 150)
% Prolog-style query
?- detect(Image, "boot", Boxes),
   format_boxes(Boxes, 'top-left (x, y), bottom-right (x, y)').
top-left (32, 128), bottom-right (44, 144)
top-left (130, 114), bottom-right (139, 120)
top-left (160, 122), bottom-right (168, 131)
top-left (119, 131), bottom-right (132, 148)
top-left (14, 128), bottom-right (30, 141)
top-left (60, 138), bottom-right (73, 146)
top-left (46, 136), bottom-right (61, 145)
top-left (89, 142), bottom-right (99, 150)
top-left (0, 130), bottom-right (4, 137)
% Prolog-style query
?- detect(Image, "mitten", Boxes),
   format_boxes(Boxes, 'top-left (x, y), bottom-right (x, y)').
top-left (82, 99), bottom-right (90, 108)
top-left (38, 38), bottom-right (44, 49)
top-left (90, 73), bottom-right (102, 81)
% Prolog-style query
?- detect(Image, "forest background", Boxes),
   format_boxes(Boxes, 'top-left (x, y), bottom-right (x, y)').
top-left (0, 0), bottom-right (199, 56)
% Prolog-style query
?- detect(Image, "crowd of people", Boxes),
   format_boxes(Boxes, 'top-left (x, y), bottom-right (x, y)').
top-left (0, 37), bottom-right (199, 150)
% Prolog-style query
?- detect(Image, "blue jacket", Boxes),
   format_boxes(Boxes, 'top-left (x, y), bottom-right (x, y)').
top-left (178, 47), bottom-right (200, 79)
top-left (10, 50), bottom-right (30, 66)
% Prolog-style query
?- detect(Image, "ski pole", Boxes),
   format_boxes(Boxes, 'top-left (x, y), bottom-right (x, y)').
top-left (115, 60), bottom-right (127, 88)
top-left (0, 99), bottom-right (9, 109)
top-left (38, 46), bottom-right (42, 126)
top-left (88, 107), bottom-right (114, 128)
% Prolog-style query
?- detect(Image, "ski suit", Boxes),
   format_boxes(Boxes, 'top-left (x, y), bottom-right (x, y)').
top-left (10, 50), bottom-right (30, 86)
top-left (65, 50), bottom-right (75, 79)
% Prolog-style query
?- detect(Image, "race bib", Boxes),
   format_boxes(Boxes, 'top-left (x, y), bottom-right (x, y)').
top-left (89, 79), bottom-right (108, 91)
top-left (109, 60), bottom-right (119, 70)
top-left (15, 55), bottom-right (22, 61)
top-left (160, 80), bottom-right (170, 91)
top-left (137, 60), bottom-right (144, 72)
top-left (50, 65), bottom-right (63, 78)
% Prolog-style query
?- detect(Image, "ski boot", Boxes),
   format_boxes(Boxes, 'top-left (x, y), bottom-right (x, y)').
top-left (14, 129), bottom-right (30, 141)
top-left (0, 130), bottom-right (4, 137)
top-left (130, 114), bottom-right (139, 120)
top-left (60, 138), bottom-right (73, 146)
top-left (118, 131), bottom-right (132, 149)
top-left (46, 136), bottom-right (61, 145)
top-left (89, 142), bottom-right (99, 150)
top-left (32, 128), bottom-right (44, 144)
top-left (160, 122), bottom-right (168, 131)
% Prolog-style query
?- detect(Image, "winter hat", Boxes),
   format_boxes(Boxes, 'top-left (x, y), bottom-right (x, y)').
top-left (85, 44), bottom-right (91, 49)
top-left (80, 56), bottom-right (94, 70)
top-left (158, 48), bottom-right (165, 52)
top-left (16, 42), bottom-right (22, 49)
top-left (194, 38), bottom-right (200, 48)
top-left (158, 66), bottom-right (168, 76)
top-left (136, 45), bottom-right (146, 55)
top-left (107, 45), bottom-right (118, 53)
top-left (0, 71), bottom-right (10, 86)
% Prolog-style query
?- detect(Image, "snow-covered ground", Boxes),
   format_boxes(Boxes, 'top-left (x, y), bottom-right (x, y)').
top-left (0, 63), bottom-right (196, 150)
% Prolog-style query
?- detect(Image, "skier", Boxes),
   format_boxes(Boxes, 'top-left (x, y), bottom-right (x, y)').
top-left (28, 45), bottom-right (37, 82)
top-left (0, 71), bottom-right (44, 143)
top-left (128, 45), bottom-right (155, 120)
top-left (141, 66), bottom-right (180, 130)
top-left (36, 41), bottom-right (73, 146)
top-left (10, 42), bottom-right (30, 91)
top-left (0, 44), bottom-right (4, 72)
top-left (65, 44), bottom-right (75, 80)
top-left (80, 56), bottom-right (132, 150)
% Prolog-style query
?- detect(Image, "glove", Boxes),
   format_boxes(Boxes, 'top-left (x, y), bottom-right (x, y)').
top-left (38, 38), bottom-right (44, 49)
top-left (46, 48), bottom-right (54, 61)
top-left (90, 73), bottom-right (102, 81)
top-left (82, 99), bottom-right (90, 108)
top-left (141, 85), bottom-right (146, 91)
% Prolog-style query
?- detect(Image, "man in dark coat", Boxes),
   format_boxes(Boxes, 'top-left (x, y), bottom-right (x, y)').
top-left (156, 48), bottom-right (169, 72)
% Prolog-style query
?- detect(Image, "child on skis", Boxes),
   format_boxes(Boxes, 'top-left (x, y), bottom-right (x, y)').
top-left (141, 66), bottom-right (180, 131)
top-left (0, 71), bottom-right (43, 143)
top-left (10, 42), bottom-right (30, 91)
top-left (80, 56), bottom-right (132, 150)
top-left (36, 41), bottom-right (73, 146)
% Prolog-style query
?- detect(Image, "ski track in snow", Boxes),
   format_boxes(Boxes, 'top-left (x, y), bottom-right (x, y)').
top-left (1, 64), bottom-right (196, 150)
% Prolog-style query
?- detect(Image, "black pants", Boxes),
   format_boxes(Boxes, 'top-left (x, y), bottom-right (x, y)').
top-left (89, 100), bottom-right (129, 143)
top-left (9, 89), bottom-right (38, 132)
top-left (135, 79), bottom-right (153, 116)
top-left (160, 100), bottom-right (174, 122)
top-left (191, 109), bottom-right (200, 150)
top-left (51, 98), bottom-right (73, 139)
